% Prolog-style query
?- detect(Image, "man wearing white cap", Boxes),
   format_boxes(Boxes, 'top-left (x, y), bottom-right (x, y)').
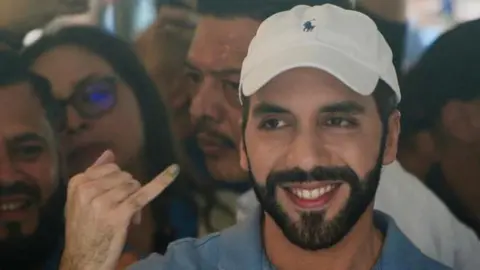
top-left (126, 5), bottom-right (448, 269)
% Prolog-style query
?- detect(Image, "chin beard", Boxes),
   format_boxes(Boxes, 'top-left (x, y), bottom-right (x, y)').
top-left (253, 163), bottom-right (382, 251)
top-left (248, 135), bottom-right (386, 251)
top-left (0, 182), bottom-right (66, 269)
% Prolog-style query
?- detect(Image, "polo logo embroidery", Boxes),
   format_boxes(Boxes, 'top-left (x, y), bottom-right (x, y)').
top-left (303, 19), bottom-right (316, 32)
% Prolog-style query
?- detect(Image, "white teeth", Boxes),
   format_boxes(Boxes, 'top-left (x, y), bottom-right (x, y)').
top-left (290, 184), bottom-right (337, 200)
top-left (0, 202), bottom-right (24, 211)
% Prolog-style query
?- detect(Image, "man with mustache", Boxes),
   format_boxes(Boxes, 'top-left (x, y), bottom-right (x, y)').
top-left (185, 0), bottom-right (401, 234)
top-left (183, 0), bottom-right (478, 268)
top-left (0, 49), bottom-right (138, 270)
top-left (0, 50), bottom-right (65, 269)
top-left (125, 4), bottom-right (450, 269)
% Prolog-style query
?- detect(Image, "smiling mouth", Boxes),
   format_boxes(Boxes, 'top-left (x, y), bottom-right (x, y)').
top-left (0, 197), bottom-right (34, 212)
top-left (282, 183), bottom-right (342, 210)
top-left (0, 196), bottom-right (36, 221)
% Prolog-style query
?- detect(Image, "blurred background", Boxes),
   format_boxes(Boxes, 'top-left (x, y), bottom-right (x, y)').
top-left (19, 0), bottom-right (480, 72)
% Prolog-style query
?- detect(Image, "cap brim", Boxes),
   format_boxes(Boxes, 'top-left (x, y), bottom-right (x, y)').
top-left (241, 44), bottom-right (381, 99)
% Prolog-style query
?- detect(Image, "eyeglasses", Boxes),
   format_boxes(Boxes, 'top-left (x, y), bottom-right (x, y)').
top-left (56, 75), bottom-right (118, 130)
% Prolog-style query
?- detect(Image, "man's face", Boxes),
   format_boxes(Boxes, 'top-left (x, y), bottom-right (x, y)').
top-left (0, 82), bottom-right (63, 261)
top-left (186, 16), bottom-right (260, 182)
top-left (241, 68), bottom-right (399, 250)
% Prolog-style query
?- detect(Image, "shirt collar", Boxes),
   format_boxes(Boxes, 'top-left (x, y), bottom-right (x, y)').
top-left (218, 207), bottom-right (426, 270)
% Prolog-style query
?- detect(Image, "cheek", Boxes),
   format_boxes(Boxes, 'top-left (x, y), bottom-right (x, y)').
top-left (226, 106), bottom-right (243, 144)
top-left (98, 90), bottom-right (144, 148)
top-left (21, 157), bottom-right (58, 201)
top-left (246, 134), bottom-right (286, 184)
top-left (322, 132), bottom-right (381, 178)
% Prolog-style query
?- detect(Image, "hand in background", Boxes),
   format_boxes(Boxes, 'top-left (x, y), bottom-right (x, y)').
top-left (60, 150), bottom-right (179, 270)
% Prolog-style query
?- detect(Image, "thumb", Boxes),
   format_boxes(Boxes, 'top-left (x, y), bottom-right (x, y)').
top-left (92, 150), bottom-right (115, 167)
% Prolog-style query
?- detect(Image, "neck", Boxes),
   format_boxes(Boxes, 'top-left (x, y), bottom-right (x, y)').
top-left (264, 208), bottom-right (383, 270)
top-left (441, 146), bottom-right (480, 221)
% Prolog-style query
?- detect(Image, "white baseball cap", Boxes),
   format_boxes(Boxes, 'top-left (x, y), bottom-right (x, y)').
top-left (239, 4), bottom-right (401, 104)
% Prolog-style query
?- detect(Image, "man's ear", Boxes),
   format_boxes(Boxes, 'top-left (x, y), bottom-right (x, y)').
top-left (382, 110), bottom-right (400, 166)
top-left (239, 137), bottom-right (249, 171)
top-left (442, 101), bottom-right (480, 143)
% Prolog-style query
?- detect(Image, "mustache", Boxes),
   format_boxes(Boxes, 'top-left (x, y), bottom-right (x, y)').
top-left (193, 117), bottom-right (236, 148)
top-left (266, 166), bottom-right (360, 187)
top-left (0, 182), bottom-right (41, 202)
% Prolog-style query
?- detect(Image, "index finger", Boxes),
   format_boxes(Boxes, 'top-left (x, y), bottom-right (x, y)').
top-left (121, 164), bottom-right (180, 213)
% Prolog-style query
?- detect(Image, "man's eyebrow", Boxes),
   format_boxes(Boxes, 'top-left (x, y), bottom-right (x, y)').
top-left (184, 61), bottom-right (241, 76)
top-left (8, 133), bottom-right (47, 145)
top-left (319, 101), bottom-right (365, 114)
top-left (252, 102), bottom-right (290, 117)
top-left (184, 61), bottom-right (200, 71)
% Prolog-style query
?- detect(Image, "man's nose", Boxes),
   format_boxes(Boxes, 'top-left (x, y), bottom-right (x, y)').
top-left (285, 131), bottom-right (332, 170)
top-left (65, 106), bottom-right (90, 135)
top-left (189, 78), bottom-right (224, 123)
top-left (0, 154), bottom-right (21, 184)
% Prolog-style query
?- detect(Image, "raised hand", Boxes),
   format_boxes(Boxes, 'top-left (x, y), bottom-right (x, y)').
top-left (60, 150), bottom-right (179, 270)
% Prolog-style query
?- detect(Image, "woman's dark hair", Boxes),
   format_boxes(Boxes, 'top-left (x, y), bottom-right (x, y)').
top-left (22, 26), bottom-right (199, 253)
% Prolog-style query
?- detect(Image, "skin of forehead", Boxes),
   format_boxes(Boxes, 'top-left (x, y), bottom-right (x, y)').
top-left (188, 16), bottom-right (261, 71)
top-left (31, 45), bottom-right (116, 99)
top-left (0, 82), bottom-right (53, 142)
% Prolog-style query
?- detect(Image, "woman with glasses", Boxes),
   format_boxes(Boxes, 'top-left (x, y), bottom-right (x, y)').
top-left (22, 26), bottom-right (200, 258)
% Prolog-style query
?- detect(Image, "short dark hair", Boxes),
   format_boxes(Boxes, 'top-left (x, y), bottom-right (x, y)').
top-left (399, 19), bottom-right (480, 145)
top-left (241, 79), bottom-right (398, 133)
top-left (197, 0), bottom-right (353, 21)
top-left (0, 50), bottom-right (61, 130)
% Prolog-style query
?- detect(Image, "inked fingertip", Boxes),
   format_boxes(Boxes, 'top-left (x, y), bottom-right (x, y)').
top-left (166, 164), bottom-right (180, 178)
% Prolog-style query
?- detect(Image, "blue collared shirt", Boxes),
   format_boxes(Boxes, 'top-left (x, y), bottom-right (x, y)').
top-left (129, 209), bottom-right (451, 270)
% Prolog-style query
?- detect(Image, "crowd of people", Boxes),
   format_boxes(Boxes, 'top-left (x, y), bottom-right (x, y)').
top-left (0, 0), bottom-right (479, 269)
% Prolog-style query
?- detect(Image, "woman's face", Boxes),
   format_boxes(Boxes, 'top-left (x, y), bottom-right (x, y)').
top-left (31, 45), bottom-right (144, 177)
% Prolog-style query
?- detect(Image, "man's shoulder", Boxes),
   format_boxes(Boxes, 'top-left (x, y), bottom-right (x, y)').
top-left (128, 233), bottom-right (222, 270)
top-left (376, 211), bottom-right (453, 270)
top-left (395, 249), bottom-right (453, 270)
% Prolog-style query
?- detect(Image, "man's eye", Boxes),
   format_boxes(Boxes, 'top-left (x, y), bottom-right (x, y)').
top-left (185, 70), bottom-right (202, 84)
top-left (14, 145), bottom-right (44, 160)
top-left (325, 117), bottom-right (356, 128)
top-left (222, 81), bottom-right (239, 92)
top-left (259, 118), bottom-right (287, 130)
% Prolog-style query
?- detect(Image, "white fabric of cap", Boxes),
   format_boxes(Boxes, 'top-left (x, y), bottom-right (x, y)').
top-left (239, 4), bottom-right (401, 104)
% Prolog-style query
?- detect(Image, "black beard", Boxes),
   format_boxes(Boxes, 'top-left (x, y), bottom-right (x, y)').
top-left (247, 134), bottom-right (386, 251)
top-left (0, 182), bottom-right (66, 269)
